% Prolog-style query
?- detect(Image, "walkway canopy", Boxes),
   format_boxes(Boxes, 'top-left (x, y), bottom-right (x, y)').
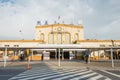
top-left (1, 44), bottom-right (119, 68)
top-left (0, 44), bottom-right (119, 49)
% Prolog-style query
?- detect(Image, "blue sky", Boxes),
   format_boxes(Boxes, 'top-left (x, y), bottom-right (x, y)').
top-left (0, 0), bottom-right (120, 40)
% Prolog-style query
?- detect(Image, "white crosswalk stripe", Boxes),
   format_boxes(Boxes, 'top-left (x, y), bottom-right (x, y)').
top-left (9, 68), bottom-right (80, 79)
top-left (35, 70), bottom-right (91, 80)
top-left (9, 68), bottom-right (112, 80)
top-left (51, 70), bottom-right (93, 80)
top-left (87, 75), bottom-right (104, 80)
top-left (101, 70), bottom-right (120, 78)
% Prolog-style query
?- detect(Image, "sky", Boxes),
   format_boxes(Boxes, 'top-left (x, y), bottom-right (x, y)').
top-left (0, 0), bottom-right (120, 40)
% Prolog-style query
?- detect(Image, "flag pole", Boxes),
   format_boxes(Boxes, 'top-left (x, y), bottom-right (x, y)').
top-left (58, 16), bottom-right (60, 24)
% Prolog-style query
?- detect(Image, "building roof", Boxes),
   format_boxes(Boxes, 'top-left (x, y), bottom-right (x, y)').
top-left (1, 39), bottom-right (120, 43)
top-left (36, 24), bottom-right (84, 29)
top-left (0, 40), bottom-right (44, 43)
top-left (77, 40), bottom-right (120, 42)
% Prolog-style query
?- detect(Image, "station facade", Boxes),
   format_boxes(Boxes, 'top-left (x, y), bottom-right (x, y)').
top-left (0, 23), bottom-right (120, 61)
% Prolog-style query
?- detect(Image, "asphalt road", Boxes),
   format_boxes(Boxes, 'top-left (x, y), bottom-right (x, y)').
top-left (0, 61), bottom-right (120, 80)
top-left (0, 69), bottom-right (120, 80)
top-left (0, 69), bottom-right (25, 80)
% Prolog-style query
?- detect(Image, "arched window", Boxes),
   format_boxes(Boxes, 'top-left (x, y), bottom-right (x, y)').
top-left (65, 33), bottom-right (70, 44)
top-left (58, 33), bottom-right (62, 44)
top-left (40, 33), bottom-right (44, 40)
top-left (75, 33), bottom-right (79, 41)
top-left (48, 33), bottom-right (54, 44)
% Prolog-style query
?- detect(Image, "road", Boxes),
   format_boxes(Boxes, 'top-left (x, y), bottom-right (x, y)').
top-left (0, 69), bottom-right (25, 80)
top-left (0, 61), bottom-right (119, 80)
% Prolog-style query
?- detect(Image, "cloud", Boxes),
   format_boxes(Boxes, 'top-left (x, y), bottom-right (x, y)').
top-left (0, 0), bottom-right (120, 40)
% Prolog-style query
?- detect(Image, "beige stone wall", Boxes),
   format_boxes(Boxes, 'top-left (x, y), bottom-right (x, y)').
top-left (77, 40), bottom-right (120, 47)
top-left (35, 24), bottom-right (84, 44)
top-left (0, 40), bottom-right (43, 47)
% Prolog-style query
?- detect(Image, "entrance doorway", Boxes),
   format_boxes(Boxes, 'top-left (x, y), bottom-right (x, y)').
top-left (50, 51), bottom-right (69, 60)
top-left (64, 51), bottom-right (69, 59)
top-left (50, 51), bottom-right (56, 60)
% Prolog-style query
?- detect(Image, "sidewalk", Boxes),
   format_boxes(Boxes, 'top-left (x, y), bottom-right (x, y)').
top-left (44, 61), bottom-right (120, 70)
top-left (0, 60), bottom-right (120, 70)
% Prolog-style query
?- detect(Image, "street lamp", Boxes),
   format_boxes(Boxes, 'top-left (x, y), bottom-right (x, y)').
top-left (111, 40), bottom-right (114, 47)
top-left (111, 40), bottom-right (114, 68)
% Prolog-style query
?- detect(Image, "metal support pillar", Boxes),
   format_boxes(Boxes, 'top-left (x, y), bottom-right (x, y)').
top-left (31, 49), bottom-right (33, 60)
top-left (14, 50), bottom-right (17, 61)
top-left (4, 47), bottom-right (7, 68)
top-left (116, 49), bottom-right (119, 59)
top-left (55, 50), bottom-right (57, 60)
top-left (88, 49), bottom-right (90, 63)
top-left (74, 50), bottom-right (75, 59)
top-left (58, 48), bottom-right (60, 67)
top-left (93, 50), bottom-right (95, 60)
top-left (15, 50), bottom-right (17, 56)
top-left (62, 50), bottom-right (64, 60)
top-left (98, 50), bottom-right (100, 60)
top-left (104, 49), bottom-right (106, 60)
top-left (19, 50), bottom-right (21, 56)
top-left (111, 48), bottom-right (114, 68)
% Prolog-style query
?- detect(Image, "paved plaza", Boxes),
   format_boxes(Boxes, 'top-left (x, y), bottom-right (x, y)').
top-left (0, 60), bottom-right (120, 80)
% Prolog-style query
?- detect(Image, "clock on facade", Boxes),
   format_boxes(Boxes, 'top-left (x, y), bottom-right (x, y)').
top-left (57, 27), bottom-right (62, 31)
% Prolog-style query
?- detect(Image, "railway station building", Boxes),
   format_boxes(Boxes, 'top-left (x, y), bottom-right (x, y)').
top-left (0, 23), bottom-right (120, 61)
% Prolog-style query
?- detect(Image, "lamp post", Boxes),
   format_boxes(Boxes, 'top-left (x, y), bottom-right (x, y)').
top-left (111, 40), bottom-right (114, 68)
top-left (4, 47), bottom-right (7, 68)
top-left (111, 40), bottom-right (114, 47)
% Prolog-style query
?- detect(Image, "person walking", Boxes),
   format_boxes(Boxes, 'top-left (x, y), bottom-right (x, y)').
top-left (85, 54), bottom-right (89, 64)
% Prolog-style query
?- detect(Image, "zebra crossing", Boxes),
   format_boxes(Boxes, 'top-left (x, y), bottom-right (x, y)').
top-left (9, 68), bottom-right (111, 80)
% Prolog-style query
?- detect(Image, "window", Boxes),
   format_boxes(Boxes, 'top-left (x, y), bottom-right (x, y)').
top-left (14, 45), bottom-right (19, 47)
top-left (118, 45), bottom-right (120, 47)
top-left (58, 33), bottom-right (62, 44)
top-left (40, 33), bottom-right (44, 40)
top-left (75, 33), bottom-right (79, 41)
top-left (48, 32), bottom-right (70, 44)
top-left (49, 33), bottom-right (54, 44)
top-left (65, 33), bottom-right (70, 44)
top-left (99, 45), bottom-right (105, 47)
top-left (109, 45), bottom-right (112, 47)
top-left (4, 45), bottom-right (9, 47)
